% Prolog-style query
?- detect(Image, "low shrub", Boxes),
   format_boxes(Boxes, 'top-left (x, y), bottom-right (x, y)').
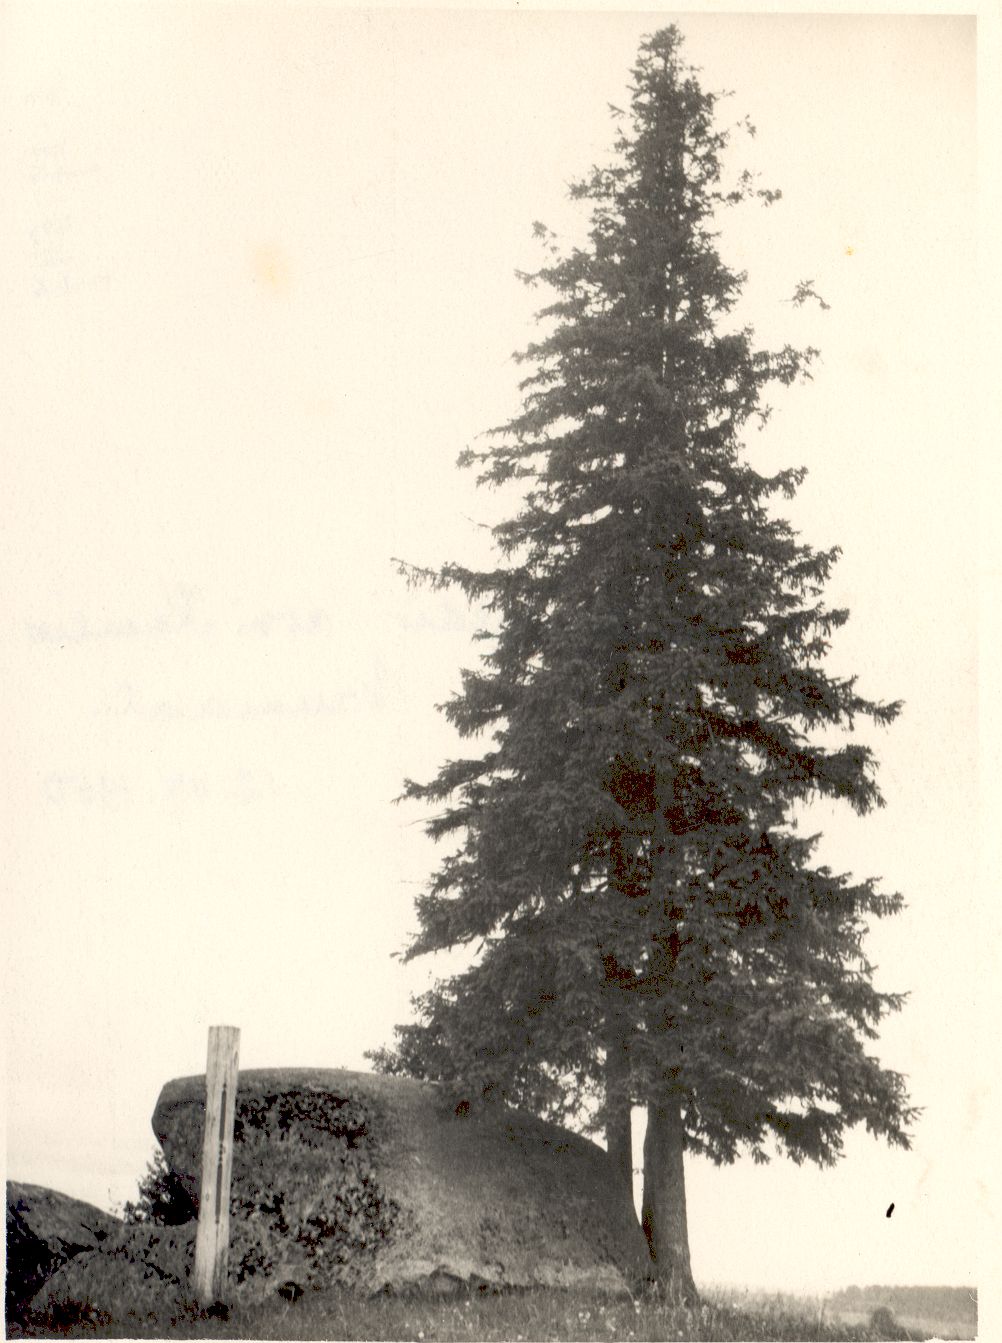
top-left (122, 1151), bottom-right (197, 1227)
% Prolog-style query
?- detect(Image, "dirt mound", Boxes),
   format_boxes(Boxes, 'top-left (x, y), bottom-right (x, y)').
top-left (153, 1067), bottom-right (649, 1302)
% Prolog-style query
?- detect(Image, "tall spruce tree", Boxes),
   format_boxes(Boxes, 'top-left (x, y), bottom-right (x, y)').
top-left (372, 27), bottom-right (916, 1298)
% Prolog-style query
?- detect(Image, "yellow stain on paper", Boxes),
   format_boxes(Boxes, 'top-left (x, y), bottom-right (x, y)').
top-left (252, 243), bottom-right (292, 296)
top-left (845, 245), bottom-right (855, 256)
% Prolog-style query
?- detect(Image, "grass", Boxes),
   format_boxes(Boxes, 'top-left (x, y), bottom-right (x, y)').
top-left (10, 1283), bottom-right (935, 1341)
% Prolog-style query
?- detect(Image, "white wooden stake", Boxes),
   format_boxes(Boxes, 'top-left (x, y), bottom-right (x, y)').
top-left (192, 1025), bottom-right (240, 1305)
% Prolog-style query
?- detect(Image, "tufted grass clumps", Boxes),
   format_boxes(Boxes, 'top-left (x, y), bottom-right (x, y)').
top-left (10, 1282), bottom-right (930, 1340)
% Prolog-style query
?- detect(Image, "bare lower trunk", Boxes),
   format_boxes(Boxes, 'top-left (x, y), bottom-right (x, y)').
top-left (641, 1094), bottom-right (698, 1302)
top-left (604, 1023), bottom-right (633, 1202)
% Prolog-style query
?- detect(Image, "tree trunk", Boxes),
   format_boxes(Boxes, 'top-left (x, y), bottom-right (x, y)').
top-left (641, 1094), bottom-right (698, 1302)
top-left (604, 1021), bottom-right (633, 1203)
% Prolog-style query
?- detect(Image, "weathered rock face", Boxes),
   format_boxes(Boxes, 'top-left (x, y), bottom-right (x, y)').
top-left (26, 1223), bottom-right (197, 1333)
top-left (153, 1067), bottom-right (650, 1302)
top-left (5, 1182), bottom-right (121, 1326)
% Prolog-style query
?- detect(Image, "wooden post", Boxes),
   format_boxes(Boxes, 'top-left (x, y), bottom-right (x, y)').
top-left (192, 1025), bottom-right (240, 1305)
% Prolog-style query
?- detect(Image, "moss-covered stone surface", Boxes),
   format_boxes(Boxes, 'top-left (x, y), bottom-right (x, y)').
top-left (153, 1068), bottom-right (649, 1301)
top-left (12, 1069), bottom-right (650, 1326)
top-left (26, 1223), bottom-right (197, 1333)
top-left (6, 1182), bottom-right (122, 1328)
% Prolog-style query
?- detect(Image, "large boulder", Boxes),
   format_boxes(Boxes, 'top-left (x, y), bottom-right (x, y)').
top-left (153, 1067), bottom-right (650, 1302)
top-left (25, 1223), bottom-right (197, 1334)
top-left (5, 1182), bottom-right (121, 1327)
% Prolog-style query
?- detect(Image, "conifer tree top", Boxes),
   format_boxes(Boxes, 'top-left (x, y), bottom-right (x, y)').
top-left (376, 23), bottom-right (915, 1173)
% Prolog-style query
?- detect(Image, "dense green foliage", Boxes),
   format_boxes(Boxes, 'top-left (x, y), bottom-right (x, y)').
top-left (373, 19), bottom-right (914, 1226)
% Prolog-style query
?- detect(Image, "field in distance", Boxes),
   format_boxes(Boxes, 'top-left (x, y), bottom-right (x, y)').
top-left (822, 1284), bottom-right (977, 1341)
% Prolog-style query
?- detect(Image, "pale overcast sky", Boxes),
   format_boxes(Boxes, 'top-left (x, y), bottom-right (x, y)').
top-left (3, 1), bottom-right (996, 1302)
